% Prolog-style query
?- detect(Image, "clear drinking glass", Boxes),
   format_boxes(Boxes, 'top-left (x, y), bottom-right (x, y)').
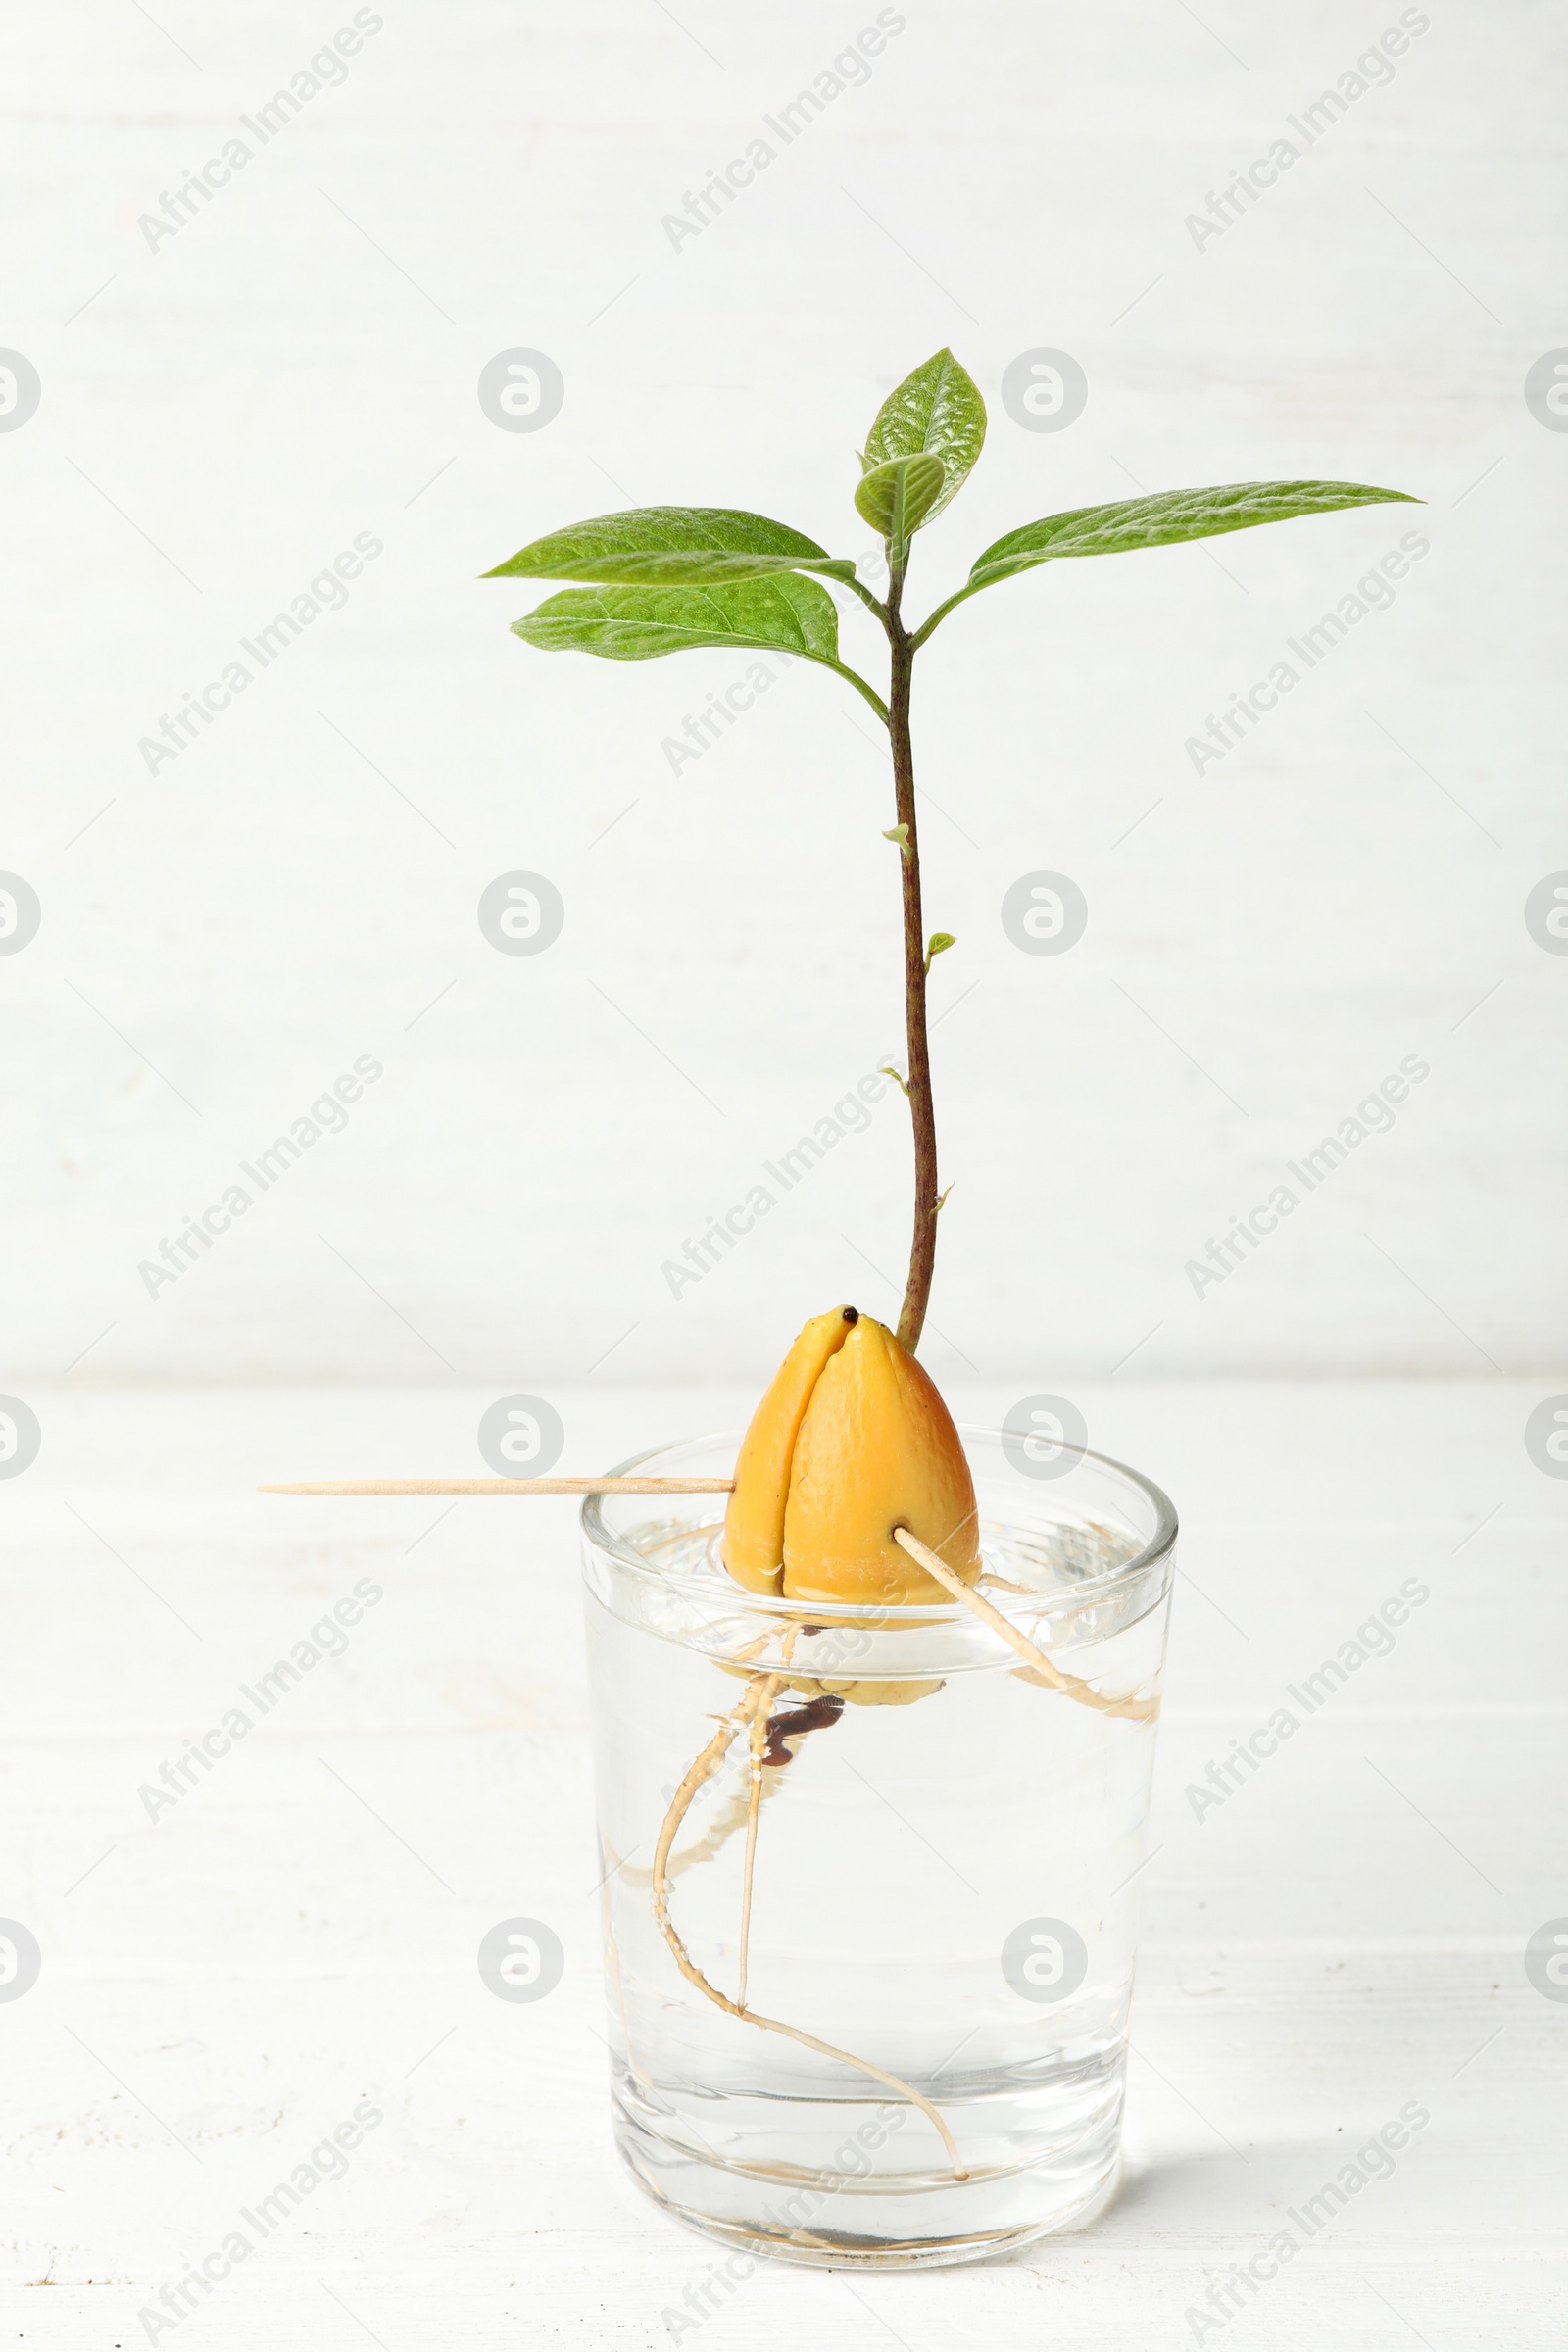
top-left (580, 1427), bottom-right (1177, 2269)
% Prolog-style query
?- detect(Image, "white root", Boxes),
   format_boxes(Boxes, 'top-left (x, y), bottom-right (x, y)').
top-left (736, 1694), bottom-right (768, 2012)
top-left (892, 1527), bottom-right (1160, 1724)
top-left (651, 1661), bottom-right (966, 2180)
top-left (734, 1621), bottom-right (802, 2007)
top-left (619, 1770), bottom-right (783, 1889)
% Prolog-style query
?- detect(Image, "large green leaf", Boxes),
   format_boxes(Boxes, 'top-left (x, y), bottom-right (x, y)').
top-left (968, 479), bottom-right (1419, 588)
top-left (512, 573), bottom-right (840, 661)
top-left (854, 453), bottom-right (946, 539)
top-left (510, 573), bottom-right (889, 720)
top-left (485, 505), bottom-right (856, 587)
top-left (510, 573), bottom-right (888, 719)
top-left (911, 477), bottom-right (1421, 645)
top-left (862, 349), bottom-right (986, 525)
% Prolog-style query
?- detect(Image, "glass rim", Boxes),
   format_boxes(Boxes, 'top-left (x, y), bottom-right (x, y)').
top-left (580, 1424), bottom-right (1178, 1624)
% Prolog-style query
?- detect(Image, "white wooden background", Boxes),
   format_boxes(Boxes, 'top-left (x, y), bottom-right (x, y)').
top-left (4, 1), bottom-right (1564, 2340)
top-left (4, 0), bottom-right (1565, 1387)
top-left (4, 1377), bottom-right (1563, 2344)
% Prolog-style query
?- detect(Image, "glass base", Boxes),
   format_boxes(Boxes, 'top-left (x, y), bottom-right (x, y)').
top-left (612, 2082), bottom-right (1125, 2270)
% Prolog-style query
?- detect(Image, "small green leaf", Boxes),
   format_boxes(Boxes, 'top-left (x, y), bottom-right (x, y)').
top-left (923, 930), bottom-right (955, 975)
top-left (863, 349), bottom-right (987, 525)
top-left (855, 453), bottom-right (946, 540)
top-left (513, 573), bottom-right (842, 663)
top-left (879, 1062), bottom-right (910, 1099)
top-left (882, 823), bottom-right (910, 853)
top-left (967, 479), bottom-right (1420, 589)
top-left (485, 505), bottom-right (856, 587)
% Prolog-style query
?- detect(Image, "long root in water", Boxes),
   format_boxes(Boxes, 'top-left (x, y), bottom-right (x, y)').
top-left (650, 1662), bottom-right (967, 2180)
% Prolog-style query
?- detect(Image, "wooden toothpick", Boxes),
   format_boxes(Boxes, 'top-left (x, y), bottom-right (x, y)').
top-left (258, 1477), bottom-right (738, 1496)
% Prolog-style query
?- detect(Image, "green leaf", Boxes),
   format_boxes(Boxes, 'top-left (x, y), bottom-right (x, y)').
top-left (863, 349), bottom-right (987, 525)
top-left (484, 505), bottom-right (857, 587)
top-left (510, 573), bottom-right (890, 723)
top-left (924, 931), bottom-right (955, 974)
top-left (855, 453), bottom-right (946, 539)
top-left (967, 479), bottom-right (1420, 589)
top-left (882, 823), bottom-right (910, 853)
top-left (513, 573), bottom-right (840, 662)
top-left (909, 477), bottom-right (1422, 647)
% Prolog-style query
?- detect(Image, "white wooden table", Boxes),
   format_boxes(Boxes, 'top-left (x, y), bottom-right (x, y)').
top-left (5, 1379), bottom-right (1563, 2346)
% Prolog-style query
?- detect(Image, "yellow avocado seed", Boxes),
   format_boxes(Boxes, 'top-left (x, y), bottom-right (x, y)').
top-left (722, 1305), bottom-right (982, 1609)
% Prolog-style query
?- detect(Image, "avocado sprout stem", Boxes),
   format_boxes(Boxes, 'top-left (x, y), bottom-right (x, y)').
top-left (881, 558), bottom-right (941, 1355)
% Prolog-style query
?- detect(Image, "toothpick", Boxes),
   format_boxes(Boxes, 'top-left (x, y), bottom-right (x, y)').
top-left (258, 1477), bottom-right (738, 1496)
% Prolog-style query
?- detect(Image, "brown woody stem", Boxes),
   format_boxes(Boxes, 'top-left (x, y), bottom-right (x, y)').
top-left (883, 564), bottom-right (939, 1354)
